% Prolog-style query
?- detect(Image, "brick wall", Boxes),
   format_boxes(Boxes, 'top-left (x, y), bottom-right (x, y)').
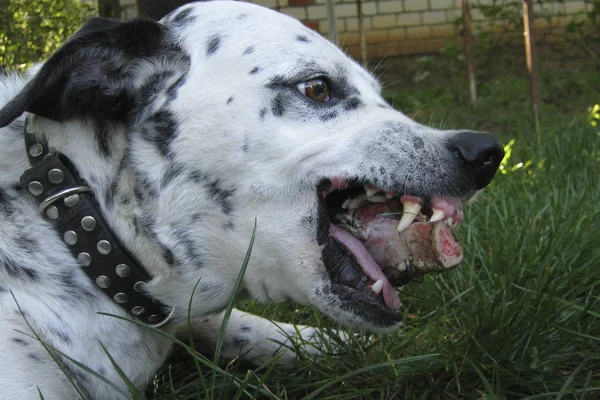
top-left (247, 0), bottom-right (591, 58)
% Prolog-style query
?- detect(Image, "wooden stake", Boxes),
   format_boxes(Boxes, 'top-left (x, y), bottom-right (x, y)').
top-left (461, 0), bottom-right (477, 108)
top-left (523, 0), bottom-right (541, 147)
top-left (356, 0), bottom-right (367, 66)
top-left (326, 0), bottom-right (337, 46)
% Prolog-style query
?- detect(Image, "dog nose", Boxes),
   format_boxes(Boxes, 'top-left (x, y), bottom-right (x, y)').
top-left (447, 131), bottom-right (504, 189)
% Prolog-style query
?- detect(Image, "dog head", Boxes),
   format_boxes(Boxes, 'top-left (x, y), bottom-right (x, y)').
top-left (0, 1), bottom-right (503, 330)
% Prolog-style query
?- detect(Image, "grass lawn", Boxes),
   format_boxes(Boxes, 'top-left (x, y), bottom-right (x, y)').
top-left (148, 67), bottom-right (600, 399)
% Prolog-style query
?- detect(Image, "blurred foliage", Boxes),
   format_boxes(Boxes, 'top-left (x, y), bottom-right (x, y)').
top-left (0, 0), bottom-right (97, 71)
top-left (589, 104), bottom-right (600, 128)
top-left (417, 0), bottom-right (600, 84)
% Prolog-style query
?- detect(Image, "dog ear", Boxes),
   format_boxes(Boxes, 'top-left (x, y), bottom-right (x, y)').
top-left (0, 17), bottom-right (174, 128)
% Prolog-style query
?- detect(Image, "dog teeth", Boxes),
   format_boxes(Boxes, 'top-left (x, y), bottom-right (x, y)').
top-left (365, 185), bottom-right (379, 197)
top-left (429, 208), bottom-right (445, 222)
top-left (342, 198), bottom-right (352, 209)
top-left (445, 217), bottom-right (454, 226)
top-left (366, 194), bottom-right (387, 203)
top-left (397, 201), bottom-right (421, 232)
top-left (371, 279), bottom-right (383, 295)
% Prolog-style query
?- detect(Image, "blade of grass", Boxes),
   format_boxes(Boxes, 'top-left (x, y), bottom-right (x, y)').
top-left (10, 291), bottom-right (87, 400)
top-left (97, 341), bottom-right (146, 399)
top-left (301, 354), bottom-right (439, 400)
top-left (211, 218), bottom-right (257, 394)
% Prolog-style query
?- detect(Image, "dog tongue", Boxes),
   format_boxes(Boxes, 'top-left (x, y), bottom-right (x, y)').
top-left (329, 224), bottom-right (401, 309)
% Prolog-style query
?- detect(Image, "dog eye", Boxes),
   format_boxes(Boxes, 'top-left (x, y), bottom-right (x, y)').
top-left (296, 79), bottom-right (330, 102)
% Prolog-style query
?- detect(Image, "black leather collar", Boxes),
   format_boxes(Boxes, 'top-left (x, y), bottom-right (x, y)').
top-left (20, 120), bottom-right (174, 328)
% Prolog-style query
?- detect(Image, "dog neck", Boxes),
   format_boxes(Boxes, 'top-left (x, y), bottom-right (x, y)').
top-left (21, 116), bottom-right (178, 326)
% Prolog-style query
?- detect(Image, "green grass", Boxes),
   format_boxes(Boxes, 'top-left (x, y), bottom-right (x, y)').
top-left (149, 68), bottom-right (600, 399)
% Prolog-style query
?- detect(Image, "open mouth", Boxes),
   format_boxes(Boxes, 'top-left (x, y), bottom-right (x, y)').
top-left (317, 178), bottom-right (464, 324)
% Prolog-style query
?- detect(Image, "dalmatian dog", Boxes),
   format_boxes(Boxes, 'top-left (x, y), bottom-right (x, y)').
top-left (0, 1), bottom-right (504, 398)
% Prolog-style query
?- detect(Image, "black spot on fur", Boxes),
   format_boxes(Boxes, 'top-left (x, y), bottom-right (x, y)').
top-left (319, 110), bottom-right (338, 121)
top-left (171, 8), bottom-right (196, 27)
top-left (94, 120), bottom-right (113, 158)
top-left (0, 189), bottom-right (15, 217)
top-left (412, 136), bottom-right (424, 149)
top-left (161, 163), bottom-right (184, 189)
top-left (343, 98), bottom-right (364, 112)
top-left (12, 337), bottom-right (29, 345)
top-left (377, 103), bottom-right (390, 109)
top-left (233, 336), bottom-right (249, 347)
top-left (168, 227), bottom-right (204, 268)
top-left (55, 271), bottom-right (95, 301)
top-left (73, 369), bottom-right (90, 384)
top-left (223, 221), bottom-right (234, 230)
top-left (259, 108), bottom-right (267, 120)
top-left (135, 70), bottom-right (174, 114)
top-left (242, 136), bottom-right (250, 153)
top-left (142, 110), bottom-right (178, 158)
top-left (15, 234), bottom-right (36, 252)
top-left (237, 13), bottom-right (248, 19)
top-left (243, 46), bottom-right (254, 55)
top-left (188, 171), bottom-right (235, 215)
top-left (163, 247), bottom-right (175, 266)
top-left (227, 96), bottom-right (234, 105)
top-left (105, 155), bottom-right (127, 208)
top-left (296, 35), bottom-right (310, 43)
top-left (48, 327), bottom-right (72, 344)
top-left (2, 259), bottom-right (39, 281)
top-left (206, 35), bottom-right (221, 56)
top-left (271, 94), bottom-right (285, 116)
top-left (28, 353), bottom-right (41, 362)
top-left (240, 324), bottom-right (251, 332)
top-left (166, 73), bottom-right (188, 102)
top-left (249, 66), bottom-right (260, 75)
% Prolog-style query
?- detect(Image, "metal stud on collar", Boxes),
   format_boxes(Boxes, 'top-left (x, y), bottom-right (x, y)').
top-left (114, 293), bottom-right (129, 304)
top-left (64, 231), bottom-right (78, 245)
top-left (29, 143), bottom-right (43, 157)
top-left (116, 264), bottom-right (131, 277)
top-left (97, 240), bottom-right (112, 255)
top-left (96, 275), bottom-right (110, 289)
top-left (131, 306), bottom-right (145, 316)
top-left (81, 216), bottom-right (96, 231)
top-left (45, 205), bottom-right (59, 220)
top-left (64, 194), bottom-right (80, 207)
top-left (48, 168), bottom-right (64, 183)
top-left (28, 181), bottom-right (43, 196)
top-left (77, 252), bottom-right (92, 267)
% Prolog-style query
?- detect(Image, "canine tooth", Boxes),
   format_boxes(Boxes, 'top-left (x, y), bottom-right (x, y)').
top-left (446, 217), bottom-right (454, 226)
top-left (397, 201), bottom-right (421, 232)
top-left (365, 185), bottom-right (379, 197)
top-left (371, 279), bottom-right (384, 295)
top-left (366, 194), bottom-right (387, 203)
top-left (430, 208), bottom-right (445, 222)
top-left (347, 195), bottom-right (367, 210)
